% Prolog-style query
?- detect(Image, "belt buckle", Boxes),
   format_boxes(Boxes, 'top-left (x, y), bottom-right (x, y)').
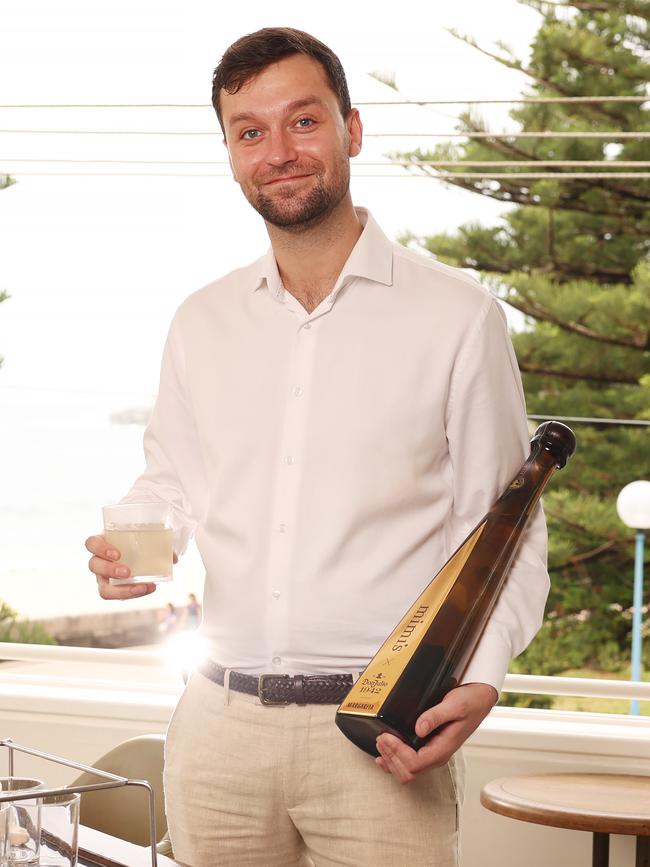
top-left (258, 673), bottom-right (292, 706)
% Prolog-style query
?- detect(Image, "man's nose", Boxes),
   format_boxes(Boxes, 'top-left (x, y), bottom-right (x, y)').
top-left (265, 130), bottom-right (298, 166)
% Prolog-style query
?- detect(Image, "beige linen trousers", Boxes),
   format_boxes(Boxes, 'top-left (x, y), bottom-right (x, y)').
top-left (164, 672), bottom-right (465, 867)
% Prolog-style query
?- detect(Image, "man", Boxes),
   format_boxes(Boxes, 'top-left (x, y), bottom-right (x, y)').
top-left (86, 27), bottom-right (549, 867)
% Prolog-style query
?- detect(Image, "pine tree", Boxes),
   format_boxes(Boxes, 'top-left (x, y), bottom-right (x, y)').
top-left (399, 1), bottom-right (650, 677)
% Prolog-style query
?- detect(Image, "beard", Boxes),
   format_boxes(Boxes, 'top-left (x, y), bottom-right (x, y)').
top-left (242, 156), bottom-right (350, 230)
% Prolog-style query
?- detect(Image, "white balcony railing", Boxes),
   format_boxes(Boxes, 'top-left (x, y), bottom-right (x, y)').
top-left (1, 642), bottom-right (650, 702)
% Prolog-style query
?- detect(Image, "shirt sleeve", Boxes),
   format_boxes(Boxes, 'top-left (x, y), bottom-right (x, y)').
top-left (444, 294), bottom-right (549, 694)
top-left (121, 311), bottom-right (207, 555)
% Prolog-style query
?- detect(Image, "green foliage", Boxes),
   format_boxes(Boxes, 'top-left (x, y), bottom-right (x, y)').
top-left (0, 600), bottom-right (56, 647)
top-left (397, 1), bottom-right (650, 684)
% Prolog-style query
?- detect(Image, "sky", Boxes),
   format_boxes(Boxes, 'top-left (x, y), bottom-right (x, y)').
top-left (0, 0), bottom-right (541, 400)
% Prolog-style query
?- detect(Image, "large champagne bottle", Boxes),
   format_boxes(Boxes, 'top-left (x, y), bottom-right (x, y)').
top-left (335, 420), bottom-right (576, 757)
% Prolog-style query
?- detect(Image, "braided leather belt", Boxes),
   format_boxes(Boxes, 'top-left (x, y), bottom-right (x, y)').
top-left (197, 658), bottom-right (355, 705)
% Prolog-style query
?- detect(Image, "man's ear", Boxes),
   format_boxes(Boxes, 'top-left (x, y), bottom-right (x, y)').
top-left (347, 108), bottom-right (363, 158)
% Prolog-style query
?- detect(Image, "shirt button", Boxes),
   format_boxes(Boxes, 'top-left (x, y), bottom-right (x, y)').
top-left (272, 656), bottom-right (282, 665)
top-left (278, 523), bottom-right (287, 533)
top-left (303, 322), bottom-right (312, 330)
top-left (293, 386), bottom-right (303, 397)
top-left (284, 455), bottom-right (295, 465)
top-left (272, 590), bottom-right (281, 599)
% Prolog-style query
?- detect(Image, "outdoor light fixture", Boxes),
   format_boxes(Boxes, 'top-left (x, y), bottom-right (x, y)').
top-left (616, 480), bottom-right (650, 715)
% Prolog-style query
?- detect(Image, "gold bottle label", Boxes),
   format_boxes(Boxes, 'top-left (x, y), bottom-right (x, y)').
top-left (338, 521), bottom-right (487, 717)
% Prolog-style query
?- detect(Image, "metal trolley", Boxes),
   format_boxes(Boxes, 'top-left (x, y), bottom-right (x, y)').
top-left (0, 737), bottom-right (159, 867)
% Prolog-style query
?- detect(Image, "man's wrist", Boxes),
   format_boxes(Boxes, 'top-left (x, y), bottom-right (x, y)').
top-left (458, 681), bottom-right (499, 707)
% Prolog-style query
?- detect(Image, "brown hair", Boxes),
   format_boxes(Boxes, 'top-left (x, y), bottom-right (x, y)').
top-left (212, 27), bottom-right (352, 133)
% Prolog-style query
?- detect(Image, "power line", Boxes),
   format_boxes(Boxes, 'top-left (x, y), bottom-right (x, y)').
top-left (1, 129), bottom-right (649, 139)
top-left (0, 172), bottom-right (416, 180)
top-left (4, 171), bottom-right (649, 179)
top-left (0, 129), bottom-right (218, 135)
top-left (2, 158), bottom-right (649, 168)
top-left (528, 415), bottom-right (650, 428)
top-left (361, 97), bottom-right (650, 106)
top-left (0, 104), bottom-right (213, 109)
top-left (405, 172), bottom-right (650, 179)
top-left (0, 96), bottom-right (647, 108)
top-left (366, 132), bottom-right (650, 139)
top-left (393, 160), bottom-right (650, 168)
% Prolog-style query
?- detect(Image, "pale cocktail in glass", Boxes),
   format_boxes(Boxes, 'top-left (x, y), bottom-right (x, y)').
top-left (103, 502), bottom-right (173, 585)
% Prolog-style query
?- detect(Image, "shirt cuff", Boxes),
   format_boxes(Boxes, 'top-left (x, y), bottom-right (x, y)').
top-left (458, 625), bottom-right (513, 695)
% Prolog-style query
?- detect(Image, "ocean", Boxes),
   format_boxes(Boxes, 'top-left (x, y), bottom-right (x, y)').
top-left (0, 388), bottom-right (205, 621)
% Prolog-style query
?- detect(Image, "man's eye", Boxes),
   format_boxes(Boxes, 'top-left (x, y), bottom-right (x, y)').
top-left (296, 117), bottom-right (314, 128)
top-left (241, 129), bottom-right (261, 140)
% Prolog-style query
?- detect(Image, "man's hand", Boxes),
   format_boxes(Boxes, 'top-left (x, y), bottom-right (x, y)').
top-left (375, 682), bottom-right (498, 784)
top-left (85, 534), bottom-right (159, 600)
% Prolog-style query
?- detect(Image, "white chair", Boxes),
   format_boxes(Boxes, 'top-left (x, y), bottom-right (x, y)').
top-left (70, 734), bottom-right (167, 848)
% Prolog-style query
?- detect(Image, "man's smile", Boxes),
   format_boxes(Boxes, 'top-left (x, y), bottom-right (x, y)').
top-left (262, 173), bottom-right (313, 186)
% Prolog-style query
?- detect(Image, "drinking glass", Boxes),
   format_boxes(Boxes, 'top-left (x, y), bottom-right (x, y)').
top-left (38, 793), bottom-right (80, 867)
top-left (103, 502), bottom-right (173, 585)
top-left (0, 778), bottom-right (44, 866)
top-left (0, 803), bottom-right (9, 867)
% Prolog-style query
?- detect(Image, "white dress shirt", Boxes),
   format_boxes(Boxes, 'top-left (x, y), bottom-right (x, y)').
top-left (124, 207), bottom-right (549, 693)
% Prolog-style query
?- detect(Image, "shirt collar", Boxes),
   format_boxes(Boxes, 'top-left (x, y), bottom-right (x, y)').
top-left (252, 207), bottom-right (393, 300)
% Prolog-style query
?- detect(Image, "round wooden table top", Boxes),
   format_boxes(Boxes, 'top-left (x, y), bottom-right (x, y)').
top-left (481, 773), bottom-right (650, 837)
